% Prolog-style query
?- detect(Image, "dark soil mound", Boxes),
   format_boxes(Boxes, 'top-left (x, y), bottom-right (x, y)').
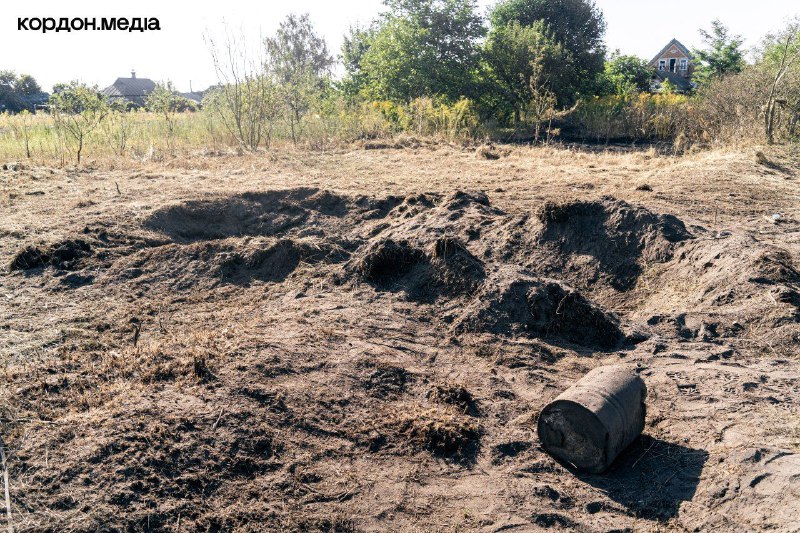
top-left (103, 237), bottom-right (334, 290)
top-left (9, 239), bottom-right (92, 271)
top-left (428, 237), bottom-right (486, 295)
top-left (144, 188), bottom-right (360, 243)
top-left (217, 238), bottom-right (337, 285)
top-left (635, 235), bottom-right (800, 343)
top-left (455, 270), bottom-right (623, 349)
top-left (352, 236), bottom-right (485, 301)
top-left (533, 197), bottom-right (692, 291)
top-left (749, 249), bottom-right (800, 285)
top-left (354, 239), bottom-right (428, 285)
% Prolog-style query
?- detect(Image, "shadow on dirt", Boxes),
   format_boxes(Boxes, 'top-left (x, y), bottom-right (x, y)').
top-left (144, 188), bottom-right (350, 242)
top-left (579, 435), bottom-right (708, 521)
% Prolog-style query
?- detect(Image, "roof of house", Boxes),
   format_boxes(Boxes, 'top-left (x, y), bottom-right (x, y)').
top-left (649, 38), bottom-right (692, 65)
top-left (100, 77), bottom-right (156, 99)
top-left (179, 91), bottom-right (204, 104)
top-left (652, 71), bottom-right (695, 92)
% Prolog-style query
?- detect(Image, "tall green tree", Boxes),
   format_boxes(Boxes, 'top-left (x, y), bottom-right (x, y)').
top-left (692, 20), bottom-right (746, 85)
top-left (0, 71), bottom-right (45, 112)
top-left (489, 0), bottom-right (606, 104)
top-left (340, 24), bottom-right (375, 98)
top-left (266, 13), bottom-right (333, 143)
top-left (600, 52), bottom-right (652, 95)
top-left (358, 0), bottom-right (486, 102)
top-left (482, 21), bottom-right (566, 124)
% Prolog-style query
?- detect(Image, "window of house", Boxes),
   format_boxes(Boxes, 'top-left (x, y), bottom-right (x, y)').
top-left (658, 60), bottom-right (666, 71)
top-left (680, 58), bottom-right (688, 71)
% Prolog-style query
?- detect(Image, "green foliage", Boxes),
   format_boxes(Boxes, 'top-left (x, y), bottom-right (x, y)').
top-left (357, 0), bottom-right (485, 102)
top-left (371, 97), bottom-right (480, 138)
top-left (568, 93), bottom-right (689, 143)
top-left (758, 18), bottom-right (800, 142)
top-left (0, 70), bottom-right (46, 113)
top-left (489, 0), bottom-right (606, 104)
top-left (340, 24), bottom-right (375, 99)
top-left (266, 13), bottom-right (334, 143)
top-left (48, 81), bottom-right (110, 164)
top-left (147, 82), bottom-right (194, 153)
top-left (692, 20), bottom-right (746, 85)
top-left (600, 52), bottom-right (652, 95)
top-left (482, 21), bottom-right (564, 125)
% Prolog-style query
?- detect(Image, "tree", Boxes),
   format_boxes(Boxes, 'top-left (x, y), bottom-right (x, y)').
top-left (0, 71), bottom-right (45, 112)
top-left (693, 20), bottom-right (746, 85)
top-left (147, 82), bottom-right (191, 154)
top-left (601, 52), bottom-right (652, 95)
top-left (206, 27), bottom-right (281, 151)
top-left (266, 13), bottom-right (333, 144)
top-left (759, 18), bottom-right (800, 143)
top-left (358, 0), bottom-right (486, 102)
top-left (483, 21), bottom-right (565, 125)
top-left (49, 82), bottom-right (109, 164)
top-left (340, 24), bottom-right (375, 99)
top-left (489, 0), bottom-right (606, 105)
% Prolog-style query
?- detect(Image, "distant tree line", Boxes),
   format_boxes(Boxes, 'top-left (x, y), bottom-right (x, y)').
top-left (4, 0), bottom-right (799, 162)
top-left (0, 71), bottom-right (48, 112)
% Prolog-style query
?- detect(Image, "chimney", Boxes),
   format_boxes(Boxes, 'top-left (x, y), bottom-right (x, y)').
top-left (131, 69), bottom-right (136, 79)
top-left (189, 80), bottom-right (193, 92)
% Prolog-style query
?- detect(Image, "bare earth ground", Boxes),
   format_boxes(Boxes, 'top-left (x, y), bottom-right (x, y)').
top-left (1, 143), bottom-right (799, 532)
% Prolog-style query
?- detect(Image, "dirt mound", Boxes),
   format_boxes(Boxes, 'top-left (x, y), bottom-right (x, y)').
top-left (454, 269), bottom-right (624, 349)
top-left (352, 236), bottom-right (485, 301)
top-left (531, 197), bottom-right (692, 291)
top-left (144, 188), bottom-right (363, 243)
top-left (9, 239), bottom-right (92, 271)
top-left (635, 235), bottom-right (800, 343)
top-left (354, 239), bottom-right (427, 285)
top-left (102, 237), bottom-right (336, 290)
top-left (216, 238), bottom-right (337, 284)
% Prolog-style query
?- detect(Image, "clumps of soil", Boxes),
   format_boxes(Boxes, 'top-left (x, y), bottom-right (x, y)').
top-left (9, 239), bottom-right (92, 271)
top-left (429, 237), bottom-right (485, 295)
top-left (634, 235), bottom-right (800, 345)
top-left (749, 249), bottom-right (799, 285)
top-left (354, 239), bottom-right (427, 285)
top-left (217, 238), bottom-right (337, 284)
top-left (362, 364), bottom-right (412, 397)
top-left (143, 188), bottom-right (363, 244)
top-left (426, 382), bottom-right (475, 414)
top-left (455, 270), bottom-right (623, 349)
top-left (382, 406), bottom-right (481, 463)
top-left (352, 236), bottom-right (485, 300)
top-left (533, 197), bottom-right (692, 291)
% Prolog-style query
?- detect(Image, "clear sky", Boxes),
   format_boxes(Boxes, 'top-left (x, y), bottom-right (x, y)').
top-left (2, 0), bottom-right (798, 93)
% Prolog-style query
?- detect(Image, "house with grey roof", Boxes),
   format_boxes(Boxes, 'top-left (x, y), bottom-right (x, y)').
top-left (101, 70), bottom-right (156, 108)
top-left (647, 39), bottom-right (696, 93)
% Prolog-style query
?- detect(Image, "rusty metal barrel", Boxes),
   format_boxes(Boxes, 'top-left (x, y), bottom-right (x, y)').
top-left (537, 365), bottom-right (646, 474)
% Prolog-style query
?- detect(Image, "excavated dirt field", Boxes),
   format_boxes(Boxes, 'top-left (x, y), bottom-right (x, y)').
top-left (1, 144), bottom-right (799, 531)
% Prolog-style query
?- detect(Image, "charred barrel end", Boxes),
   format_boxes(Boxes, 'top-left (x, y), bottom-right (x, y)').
top-left (537, 366), bottom-right (647, 475)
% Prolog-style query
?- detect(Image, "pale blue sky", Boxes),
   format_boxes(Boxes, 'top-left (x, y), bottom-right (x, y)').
top-left (2, 0), bottom-right (798, 92)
